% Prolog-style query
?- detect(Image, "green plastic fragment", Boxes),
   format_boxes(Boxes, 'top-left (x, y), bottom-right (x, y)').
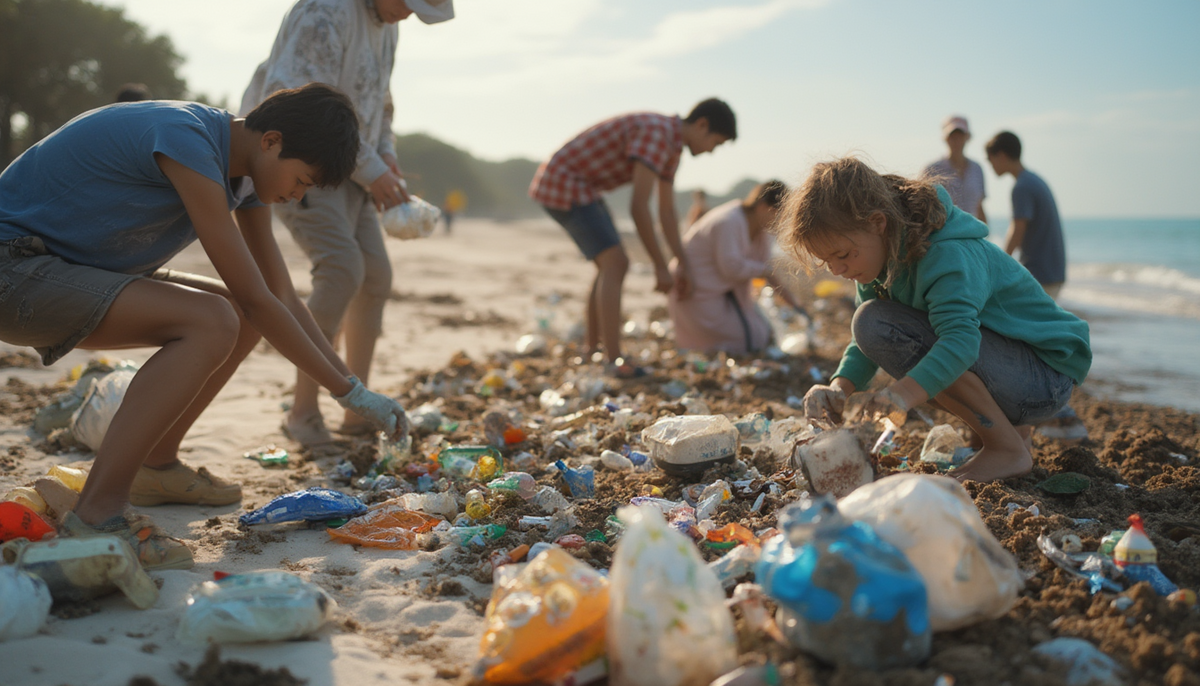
top-left (1037, 472), bottom-right (1092, 494)
top-left (704, 540), bottom-right (738, 551)
top-left (584, 529), bottom-right (606, 543)
top-left (325, 518), bottom-right (349, 528)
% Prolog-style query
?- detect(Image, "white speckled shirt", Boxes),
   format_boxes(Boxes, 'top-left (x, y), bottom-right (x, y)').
top-left (240, 0), bottom-right (398, 190)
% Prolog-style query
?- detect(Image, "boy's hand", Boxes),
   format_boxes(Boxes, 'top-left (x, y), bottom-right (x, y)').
top-left (803, 384), bottom-right (846, 429)
top-left (653, 263), bottom-right (674, 294)
top-left (369, 169), bottom-right (410, 211)
top-left (334, 377), bottom-right (411, 439)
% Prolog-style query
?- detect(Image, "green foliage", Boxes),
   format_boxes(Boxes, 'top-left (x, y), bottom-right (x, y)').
top-left (0, 0), bottom-right (188, 165)
top-left (394, 131), bottom-right (760, 222)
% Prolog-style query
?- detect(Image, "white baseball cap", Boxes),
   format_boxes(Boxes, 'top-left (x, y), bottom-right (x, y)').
top-left (406, 0), bottom-right (454, 24)
top-left (942, 115), bottom-right (970, 137)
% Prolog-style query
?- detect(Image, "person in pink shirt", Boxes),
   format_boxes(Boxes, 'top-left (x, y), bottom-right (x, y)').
top-left (668, 180), bottom-right (802, 354)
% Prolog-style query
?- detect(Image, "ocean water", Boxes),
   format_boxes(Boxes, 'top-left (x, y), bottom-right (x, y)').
top-left (1021, 218), bottom-right (1200, 412)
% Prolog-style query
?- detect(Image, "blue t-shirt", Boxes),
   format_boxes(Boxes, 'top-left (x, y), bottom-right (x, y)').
top-left (1011, 169), bottom-right (1066, 285)
top-left (0, 101), bottom-right (262, 275)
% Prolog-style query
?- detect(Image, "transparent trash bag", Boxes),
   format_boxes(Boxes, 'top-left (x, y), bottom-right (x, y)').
top-left (70, 368), bottom-right (136, 451)
top-left (0, 566), bottom-right (52, 641)
top-left (476, 547), bottom-right (609, 684)
top-left (837, 473), bottom-right (1023, 631)
top-left (381, 196), bottom-right (442, 240)
top-left (177, 571), bottom-right (336, 644)
top-left (755, 495), bottom-right (930, 669)
top-left (607, 505), bottom-right (736, 686)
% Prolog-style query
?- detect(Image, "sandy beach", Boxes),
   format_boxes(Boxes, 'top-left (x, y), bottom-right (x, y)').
top-left (2, 216), bottom-right (1199, 686)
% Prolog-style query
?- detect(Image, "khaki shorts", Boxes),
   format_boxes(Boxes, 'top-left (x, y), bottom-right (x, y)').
top-left (0, 237), bottom-right (212, 366)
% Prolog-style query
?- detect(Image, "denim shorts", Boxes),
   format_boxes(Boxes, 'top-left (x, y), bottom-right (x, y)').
top-left (852, 299), bottom-right (1075, 426)
top-left (544, 200), bottom-right (621, 261)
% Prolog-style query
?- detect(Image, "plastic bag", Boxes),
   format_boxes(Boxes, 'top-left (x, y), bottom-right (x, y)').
top-left (327, 501), bottom-right (442, 549)
top-left (641, 415), bottom-right (739, 477)
top-left (380, 195), bottom-right (442, 240)
top-left (177, 571), bottom-right (336, 644)
top-left (476, 547), bottom-right (609, 684)
top-left (837, 473), bottom-right (1023, 631)
top-left (238, 487), bottom-right (367, 526)
top-left (756, 495), bottom-right (930, 669)
top-left (70, 368), bottom-right (136, 451)
top-left (0, 566), bottom-right (52, 641)
top-left (607, 505), bottom-right (736, 686)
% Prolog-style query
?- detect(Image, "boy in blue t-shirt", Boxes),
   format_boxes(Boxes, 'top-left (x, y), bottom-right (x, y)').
top-left (0, 83), bottom-right (410, 571)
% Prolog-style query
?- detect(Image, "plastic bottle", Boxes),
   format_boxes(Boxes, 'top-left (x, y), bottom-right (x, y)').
top-left (465, 489), bottom-right (492, 520)
top-left (487, 472), bottom-right (539, 500)
top-left (438, 445), bottom-right (504, 481)
top-left (600, 449), bottom-right (634, 471)
top-left (400, 491), bottom-right (459, 518)
top-left (1112, 514), bottom-right (1178, 596)
top-left (554, 460), bottom-right (595, 498)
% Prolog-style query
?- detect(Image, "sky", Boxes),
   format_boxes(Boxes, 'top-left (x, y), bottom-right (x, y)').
top-left (95, 0), bottom-right (1200, 219)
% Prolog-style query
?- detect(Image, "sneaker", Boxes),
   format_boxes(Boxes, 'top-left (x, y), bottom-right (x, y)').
top-left (60, 511), bottom-right (194, 571)
top-left (129, 462), bottom-right (242, 507)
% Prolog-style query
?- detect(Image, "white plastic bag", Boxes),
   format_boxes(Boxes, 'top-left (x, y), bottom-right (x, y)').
top-left (381, 196), bottom-right (442, 240)
top-left (70, 368), bottom-right (136, 451)
top-left (0, 566), bottom-right (52, 641)
top-left (177, 571), bottom-right (335, 644)
top-left (641, 415), bottom-right (738, 477)
top-left (607, 504), bottom-right (736, 686)
top-left (837, 473), bottom-right (1023, 631)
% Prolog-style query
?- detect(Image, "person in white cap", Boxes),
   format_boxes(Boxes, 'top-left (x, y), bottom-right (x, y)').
top-left (921, 116), bottom-right (987, 223)
top-left (240, 0), bottom-right (454, 448)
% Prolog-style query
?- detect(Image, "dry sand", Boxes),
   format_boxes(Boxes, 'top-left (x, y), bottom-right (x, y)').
top-left (1, 217), bottom-right (1199, 686)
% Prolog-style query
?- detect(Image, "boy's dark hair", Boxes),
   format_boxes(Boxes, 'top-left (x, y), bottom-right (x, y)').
top-left (985, 131), bottom-right (1022, 161)
top-left (685, 98), bottom-right (737, 140)
top-left (115, 83), bottom-right (151, 103)
top-left (747, 179), bottom-right (788, 209)
top-left (244, 83), bottom-right (360, 187)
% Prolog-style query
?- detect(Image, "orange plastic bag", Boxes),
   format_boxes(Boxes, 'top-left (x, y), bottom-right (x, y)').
top-left (477, 547), bottom-right (609, 684)
top-left (326, 502), bottom-right (441, 550)
top-left (0, 502), bottom-right (56, 543)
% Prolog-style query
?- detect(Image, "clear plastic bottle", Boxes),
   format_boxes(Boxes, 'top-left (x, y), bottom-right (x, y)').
top-left (465, 489), bottom-right (492, 520)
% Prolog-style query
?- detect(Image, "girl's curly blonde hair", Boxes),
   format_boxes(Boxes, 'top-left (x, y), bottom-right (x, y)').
top-left (775, 157), bottom-right (947, 289)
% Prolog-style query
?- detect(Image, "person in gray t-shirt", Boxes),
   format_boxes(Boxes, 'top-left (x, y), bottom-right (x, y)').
top-left (985, 131), bottom-right (1066, 294)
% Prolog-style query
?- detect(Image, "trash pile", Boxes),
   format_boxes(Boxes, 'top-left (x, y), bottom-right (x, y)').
top-left (1, 283), bottom-right (1199, 686)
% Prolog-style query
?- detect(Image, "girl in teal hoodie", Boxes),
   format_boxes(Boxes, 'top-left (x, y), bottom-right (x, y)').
top-left (777, 157), bottom-right (1090, 482)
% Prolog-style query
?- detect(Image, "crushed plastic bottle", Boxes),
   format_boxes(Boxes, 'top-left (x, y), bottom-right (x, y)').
top-left (439, 446), bottom-right (504, 481)
top-left (466, 489), bottom-right (493, 520)
top-left (0, 566), bottom-right (52, 641)
top-left (326, 501), bottom-right (442, 550)
top-left (533, 486), bottom-right (572, 514)
top-left (177, 571), bottom-right (336, 644)
top-left (608, 505), bottom-right (737, 686)
top-left (1112, 514), bottom-right (1178, 596)
top-left (239, 487), bottom-right (367, 526)
top-left (487, 472), bottom-right (539, 501)
top-left (476, 547), bottom-right (609, 684)
top-left (1, 535), bottom-right (159, 609)
top-left (756, 495), bottom-right (930, 669)
top-left (708, 543), bottom-right (762, 589)
top-left (443, 523), bottom-right (507, 547)
top-left (0, 501), bottom-right (56, 543)
top-left (792, 429), bottom-right (874, 498)
top-left (642, 415), bottom-right (739, 477)
top-left (400, 491), bottom-right (459, 519)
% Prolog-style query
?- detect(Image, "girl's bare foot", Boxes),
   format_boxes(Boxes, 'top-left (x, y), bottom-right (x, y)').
top-left (951, 444), bottom-right (1033, 483)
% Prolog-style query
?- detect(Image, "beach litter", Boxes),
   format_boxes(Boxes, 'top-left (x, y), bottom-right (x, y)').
top-left (1, 535), bottom-right (159, 608)
top-left (177, 571), bottom-right (336, 644)
top-left (238, 487), bottom-right (368, 526)
top-left (0, 565), bottom-right (52, 641)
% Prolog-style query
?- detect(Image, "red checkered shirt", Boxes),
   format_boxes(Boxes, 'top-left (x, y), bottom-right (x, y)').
top-left (529, 112), bottom-right (683, 211)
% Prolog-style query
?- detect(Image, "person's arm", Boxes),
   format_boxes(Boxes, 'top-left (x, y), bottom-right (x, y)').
top-left (630, 161), bottom-right (673, 294)
top-left (1004, 218), bottom-right (1027, 256)
top-left (657, 176), bottom-right (693, 299)
top-left (158, 156), bottom-right (352, 396)
top-left (713, 222), bottom-right (768, 284)
top-left (233, 205), bottom-right (351, 377)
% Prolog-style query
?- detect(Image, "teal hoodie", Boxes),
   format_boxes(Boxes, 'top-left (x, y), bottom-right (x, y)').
top-left (833, 186), bottom-right (1091, 397)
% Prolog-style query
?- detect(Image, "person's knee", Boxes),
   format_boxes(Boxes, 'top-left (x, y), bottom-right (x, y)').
top-left (850, 299), bottom-right (895, 359)
top-left (191, 294), bottom-right (241, 363)
top-left (595, 246), bottom-right (629, 277)
top-left (359, 254), bottom-right (393, 302)
top-left (312, 251), bottom-right (367, 297)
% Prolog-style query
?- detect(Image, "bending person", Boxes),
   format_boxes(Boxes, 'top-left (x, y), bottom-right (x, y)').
top-left (668, 180), bottom-right (800, 354)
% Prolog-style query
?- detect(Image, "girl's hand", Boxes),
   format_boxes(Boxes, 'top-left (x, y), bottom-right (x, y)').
top-left (803, 384), bottom-right (847, 428)
top-left (858, 387), bottom-right (910, 428)
top-left (334, 377), bottom-right (411, 439)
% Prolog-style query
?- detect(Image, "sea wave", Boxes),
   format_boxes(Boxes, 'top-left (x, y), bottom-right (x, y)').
top-left (1064, 263), bottom-right (1200, 320)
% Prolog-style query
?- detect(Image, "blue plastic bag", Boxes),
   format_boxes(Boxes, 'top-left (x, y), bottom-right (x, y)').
top-left (554, 460), bottom-right (595, 499)
top-left (755, 495), bottom-right (930, 670)
top-left (239, 487), bottom-right (367, 526)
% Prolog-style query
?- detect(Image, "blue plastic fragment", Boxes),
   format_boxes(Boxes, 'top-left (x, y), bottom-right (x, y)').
top-left (554, 459), bottom-right (595, 498)
top-left (1121, 563), bottom-right (1179, 596)
top-left (239, 487), bottom-right (368, 526)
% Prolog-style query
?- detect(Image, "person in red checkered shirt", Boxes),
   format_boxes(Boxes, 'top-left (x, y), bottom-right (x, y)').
top-left (529, 98), bottom-right (736, 377)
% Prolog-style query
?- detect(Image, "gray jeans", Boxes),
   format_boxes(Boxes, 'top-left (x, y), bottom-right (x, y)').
top-left (852, 299), bottom-right (1074, 426)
